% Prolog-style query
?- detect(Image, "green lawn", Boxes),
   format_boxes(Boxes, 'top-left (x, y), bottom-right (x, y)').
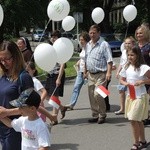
top-left (36, 57), bottom-right (78, 81)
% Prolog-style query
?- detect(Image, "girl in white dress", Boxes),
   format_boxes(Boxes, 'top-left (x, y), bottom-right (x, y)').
top-left (26, 62), bottom-right (57, 124)
top-left (119, 46), bottom-right (150, 150)
top-left (115, 36), bottom-right (136, 115)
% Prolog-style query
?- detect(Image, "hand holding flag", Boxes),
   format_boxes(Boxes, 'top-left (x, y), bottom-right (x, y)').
top-left (48, 96), bottom-right (61, 109)
top-left (128, 84), bottom-right (136, 100)
top-left (95, 85), bottom-right (110, 98)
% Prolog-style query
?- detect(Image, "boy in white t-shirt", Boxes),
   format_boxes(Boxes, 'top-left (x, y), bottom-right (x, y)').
top-left (0, 88), bottom-right (51, 150)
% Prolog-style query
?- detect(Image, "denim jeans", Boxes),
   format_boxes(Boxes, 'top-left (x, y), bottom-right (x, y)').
top-left (69, 72), bottom-right (84, 107)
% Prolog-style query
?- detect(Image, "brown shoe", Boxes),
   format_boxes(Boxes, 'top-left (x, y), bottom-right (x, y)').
top-left (97, 116), bottom-right (106, 124)
top-left (61, 107), bottom-right (67, 119)
top-left (88, 118), bottom-right (98, 123)
top-left (51, 120), bottom-right (58, 126)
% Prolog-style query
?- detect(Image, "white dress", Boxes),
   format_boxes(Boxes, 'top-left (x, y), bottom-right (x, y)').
top-left (12, 116), bottom-right (51, 150)
top-left (119, 64), bottom-right (150, 121)
top-left (33, 77), bottom-right (46, 122)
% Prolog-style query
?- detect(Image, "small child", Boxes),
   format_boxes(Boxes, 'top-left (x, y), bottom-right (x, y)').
top-left (0, 88), bottom-right (51, 150)
top-left (119, 46), bottom-right (150, 150)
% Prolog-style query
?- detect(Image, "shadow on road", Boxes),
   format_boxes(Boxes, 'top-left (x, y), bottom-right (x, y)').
top-left (51, 143), bottom-right (79, 150)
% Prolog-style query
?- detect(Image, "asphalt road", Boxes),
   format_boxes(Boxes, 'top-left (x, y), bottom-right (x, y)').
top-left (44, 57), bottom-right (150, 150)
top-left (0, 57), bottom-right (150, 150)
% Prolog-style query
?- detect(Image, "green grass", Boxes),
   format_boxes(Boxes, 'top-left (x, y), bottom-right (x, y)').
top-left (36, 57), bottom-right (78, 81)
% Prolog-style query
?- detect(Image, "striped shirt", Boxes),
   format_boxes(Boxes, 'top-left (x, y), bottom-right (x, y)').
top-left (86, 39), bottom-right (113, 73)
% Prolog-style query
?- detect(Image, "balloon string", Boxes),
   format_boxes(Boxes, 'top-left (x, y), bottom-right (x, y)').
top-left (25, 19), bottom-right (51, 70)
top-left (124, 22), bottom-right (129, 39)
top-left (38, 18), bottom-right (51, 44)
top-left (131, 0), bottom-right (135, 5)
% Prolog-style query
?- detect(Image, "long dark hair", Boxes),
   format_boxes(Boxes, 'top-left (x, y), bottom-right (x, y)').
top-left (27, 61), bottom-right (38, 77)
top-left (125, 46), bottom-right (145, 70)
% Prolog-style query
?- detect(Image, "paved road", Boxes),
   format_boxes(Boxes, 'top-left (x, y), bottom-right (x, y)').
top-left (0, 58), bottom-right (150, 150)
top-left (44, 57), bottom-right (150, 150)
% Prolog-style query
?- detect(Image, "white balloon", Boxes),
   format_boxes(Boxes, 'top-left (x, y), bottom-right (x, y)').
top-left (47, 0), bottom-right (70, 21)
top-left (123, 5), bottom-right (137, 22)
top-left (53, 37), bottom-right (74, 63)
top-left (91, 7), bottom-right (105, 24)
top-left (34, 43), bottom-right (57, 72)
top-left (0, 4), bottom-right (4, 26)
top-left (62, 16), bottom-right (75, 31)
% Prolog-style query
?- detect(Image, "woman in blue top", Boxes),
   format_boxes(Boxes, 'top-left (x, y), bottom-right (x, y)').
top-left (0, 41), bottom-right (34, 150)
top-left (0, 41), bottom-right (56, 150)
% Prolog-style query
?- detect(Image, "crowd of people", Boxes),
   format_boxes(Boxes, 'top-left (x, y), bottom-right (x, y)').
top-left (0, 22), bottom-right (149, 150)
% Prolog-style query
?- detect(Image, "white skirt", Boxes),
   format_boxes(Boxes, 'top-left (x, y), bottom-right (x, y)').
top-left (125, 94), bottom-right (149, 121)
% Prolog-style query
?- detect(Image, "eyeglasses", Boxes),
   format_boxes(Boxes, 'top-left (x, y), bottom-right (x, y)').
top-left (0, 56), bottom-right (13, 63)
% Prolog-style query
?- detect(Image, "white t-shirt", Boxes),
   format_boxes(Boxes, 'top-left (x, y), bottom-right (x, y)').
top-left (32, 77), bottom-right (43, 95)
top-left (11, 116), bottom-right (51, 150)
top-left (79, 47), bottom-right (86, 72)
top-left (120, 50), bottom-right (127, 66)
top-left (119, 64), bottom-right (150, 98)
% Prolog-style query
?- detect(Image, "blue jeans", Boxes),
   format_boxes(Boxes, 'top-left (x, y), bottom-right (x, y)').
top-left (69, 72), bottom-right (84, 107)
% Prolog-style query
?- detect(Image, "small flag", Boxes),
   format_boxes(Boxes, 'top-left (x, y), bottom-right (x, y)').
top-left (48, 96), bottom-right (61, 109)
top-left (95, 85), bottom-right (110, 98)
top-left (128, 84), bottom-right (136, 100)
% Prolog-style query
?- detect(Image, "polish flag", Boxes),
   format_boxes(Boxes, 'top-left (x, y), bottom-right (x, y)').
top-left (95, 85), bottom-right (110, 98)
top-left (128, 84), bottom-right (136, 100)
top-left (48, 96), bottom-right (61, 109)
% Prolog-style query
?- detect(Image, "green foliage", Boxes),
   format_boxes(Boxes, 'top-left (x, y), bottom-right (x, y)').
top-left (36, 58), bottom-right (77, 81)
top-left (65, 59), bottom-right (77, 77)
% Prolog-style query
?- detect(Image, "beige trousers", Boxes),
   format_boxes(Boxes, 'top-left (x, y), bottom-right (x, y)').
top-left (88, 72), bottom-right (107, 118)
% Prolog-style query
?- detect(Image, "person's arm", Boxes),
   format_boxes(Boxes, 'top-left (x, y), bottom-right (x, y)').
top-left (0, 107), bottom-right (20, 119)
top-left (134, 70), bottom-right (150, 86)
top-left (39, 88), bottom-right (47, 103)
top-left (38, 106), bottom-right (57, 122)
top-left (56, 64), bottom-right (65, 87)
top-left (106, 62), bottom-right (113, 81)
top-left (120, 77), bottom-right (129, 86)
top-left (116, 65), bottom-right (122, 79)
top-left (0, 117), bottom-right (12, 128)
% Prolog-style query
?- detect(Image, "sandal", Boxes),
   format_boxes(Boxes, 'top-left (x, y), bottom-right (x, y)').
top-left (114, 110), bottom-right (124, 115)
top-left (131, 144), bottom-right (140, 150)
top-left (139, 141), bottom-right (147, 148)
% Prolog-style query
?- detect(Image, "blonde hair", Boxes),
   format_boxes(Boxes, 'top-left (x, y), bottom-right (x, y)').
top-left (135, 25), bottom-right (150, 42)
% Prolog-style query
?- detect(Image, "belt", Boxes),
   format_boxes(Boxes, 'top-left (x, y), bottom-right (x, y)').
top-left (89, 71), bottom-right (106, 74)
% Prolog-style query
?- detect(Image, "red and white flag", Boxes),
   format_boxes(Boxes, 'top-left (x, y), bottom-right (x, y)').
top-left (95, 85), bottom-right (110, 98)
top-left (48, 96), bottom-right (61, 109)
top-left (128, 84), bottom-right (136, 100)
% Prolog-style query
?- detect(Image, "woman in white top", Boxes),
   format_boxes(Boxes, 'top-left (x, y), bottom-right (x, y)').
top-left (119, 46), bottom-right (150, 150)
top-left (65, 32), bottom-right (90, 110)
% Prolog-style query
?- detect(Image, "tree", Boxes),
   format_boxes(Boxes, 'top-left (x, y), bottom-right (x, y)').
top-left (0, 0), bottom-right (48, 41)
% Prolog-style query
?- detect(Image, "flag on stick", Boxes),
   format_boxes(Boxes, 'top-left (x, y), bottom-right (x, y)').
top-left (95, 85), bottom-right (110, 98)
top-left (48, 96), bottom-right (61, 109)
top-left (128, 84), bottom-right (136, 100)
